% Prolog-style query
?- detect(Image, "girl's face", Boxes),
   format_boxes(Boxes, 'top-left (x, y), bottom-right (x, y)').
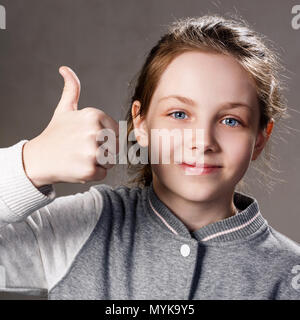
top-left (132, 51), bottom-right (268, 202)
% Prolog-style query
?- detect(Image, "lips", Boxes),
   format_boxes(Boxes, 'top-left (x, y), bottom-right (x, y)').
top-left (179, 162), bottom-right (222, 175)
top-left (181, 162), bottom-right (222, 168)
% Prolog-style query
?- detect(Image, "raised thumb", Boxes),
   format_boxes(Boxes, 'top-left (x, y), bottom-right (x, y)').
top-left (55, 66), bottom-right (81, 114)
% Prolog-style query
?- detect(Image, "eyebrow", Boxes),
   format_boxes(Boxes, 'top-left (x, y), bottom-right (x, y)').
top-left (157, 94), bottom-right (253, 110)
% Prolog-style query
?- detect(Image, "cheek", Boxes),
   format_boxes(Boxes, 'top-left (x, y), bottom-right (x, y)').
top-left (148, 137), bottom-right (177, 164)
top-left (147, 124), bottom-right (184, 164)
top-left (224, 133), bottom-right (254, 169)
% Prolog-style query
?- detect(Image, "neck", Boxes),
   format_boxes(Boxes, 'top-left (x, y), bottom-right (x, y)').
top-left (152, 177), bottom-right (238, 232)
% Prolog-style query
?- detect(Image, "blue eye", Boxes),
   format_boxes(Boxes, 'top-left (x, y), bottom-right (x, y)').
top-left (169, 111), bottom-right (188, 120)
top-left (168, 113), bottom-right (241, 127)
top-left (222, 117), bottom-right (241, 127)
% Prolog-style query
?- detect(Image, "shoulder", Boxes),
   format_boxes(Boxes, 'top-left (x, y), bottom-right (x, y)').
top-left (267, 226), bottom-right (300, 257)
top-left (91, 183), bottom-right (144, 202)
top-left (88, 184), bottom-right (149, 242)
top-left (90, 183), bottom-right (146, 216)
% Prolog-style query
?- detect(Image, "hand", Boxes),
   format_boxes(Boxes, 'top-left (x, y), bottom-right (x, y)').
top-left (23, 66), bottom-right (119, 187)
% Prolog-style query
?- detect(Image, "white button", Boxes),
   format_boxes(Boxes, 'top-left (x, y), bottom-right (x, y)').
top-left (180, 244), bottom-right (190, 257)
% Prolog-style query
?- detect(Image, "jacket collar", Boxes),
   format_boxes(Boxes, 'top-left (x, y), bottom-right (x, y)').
top-left (146, 181), bottom-right (268, 243)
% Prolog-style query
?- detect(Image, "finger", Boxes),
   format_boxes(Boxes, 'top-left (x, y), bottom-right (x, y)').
top-left (95, 144), bottom-right (117, 168)
top-left (96, 127), bottom-right (119, 153)
top-left (55, 66), bottom-right (81, 114)
top-left (98, 111), bottom-right (119, 138)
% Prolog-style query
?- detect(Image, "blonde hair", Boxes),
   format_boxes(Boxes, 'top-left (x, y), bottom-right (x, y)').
top-left (124, 14), bottom-right (289, 193)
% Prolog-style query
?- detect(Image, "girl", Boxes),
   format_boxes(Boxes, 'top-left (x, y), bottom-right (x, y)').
top-left (0, 14), bottom-right (299, 300)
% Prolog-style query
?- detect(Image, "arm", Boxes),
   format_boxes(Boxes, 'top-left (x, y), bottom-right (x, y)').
top-left (0, 140), bottom-right (104, 291)
top-left (0, 140), bottom-right (56, 229)
top-left (0, 66), bottom-right (118, 293)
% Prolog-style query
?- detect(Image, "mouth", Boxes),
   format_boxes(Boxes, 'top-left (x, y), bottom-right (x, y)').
top-left (181, 162), bottom-right (222, 168)
top-left (178, 162), bottom-right (222, 175)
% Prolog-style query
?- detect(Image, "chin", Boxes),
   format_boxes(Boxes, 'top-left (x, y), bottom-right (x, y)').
top-left (171, 183), bottom-right (219, 202)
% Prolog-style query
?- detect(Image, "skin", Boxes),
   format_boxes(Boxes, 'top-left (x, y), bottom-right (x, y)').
top-left (23, 66), bottom-right (119, 188)
top-left (132, 51), bottom-right (273, 232)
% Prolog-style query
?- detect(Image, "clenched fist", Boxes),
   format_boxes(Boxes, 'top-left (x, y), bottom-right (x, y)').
top-left (23, 66), bottom-right (119, 187)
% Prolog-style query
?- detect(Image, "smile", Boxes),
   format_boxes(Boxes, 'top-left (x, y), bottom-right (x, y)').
top-left (179, 163), bottom-right (222, 175)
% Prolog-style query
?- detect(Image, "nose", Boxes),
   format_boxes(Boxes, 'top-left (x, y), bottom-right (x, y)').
top-left (190, 121), bottom-right (218, 154)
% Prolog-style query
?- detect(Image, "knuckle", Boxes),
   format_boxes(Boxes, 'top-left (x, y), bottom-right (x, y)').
top-left (97, 109), bottom-right (105, 118)
top-left (82, 107), bottom-right (92, 114)
top-left (86, 151), bottom-right (96, 164)
top-left (83, 165), bottom-right (97, 179)
top-left (82, 108), bottom-right (105, 127)
top-left (87, 128), bottom-right (99, 141)
top-left (82, 107), bottom-right (98, 119)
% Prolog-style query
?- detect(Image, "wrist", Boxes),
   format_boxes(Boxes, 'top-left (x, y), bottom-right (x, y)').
top-left (22, 139), bottom-right (54, 188)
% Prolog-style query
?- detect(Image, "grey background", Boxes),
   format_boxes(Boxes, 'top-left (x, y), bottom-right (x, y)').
top-left (0, 0), bottom-right (299, 252)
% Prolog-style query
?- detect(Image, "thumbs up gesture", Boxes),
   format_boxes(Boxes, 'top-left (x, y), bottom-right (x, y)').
top-left (23, 66), bottom-right (119, 187)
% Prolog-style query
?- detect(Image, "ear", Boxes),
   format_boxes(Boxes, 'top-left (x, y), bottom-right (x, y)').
top-left (252, 119), bottom-right (274, 161)
top-left (131, 100), bottom-right (149, 147)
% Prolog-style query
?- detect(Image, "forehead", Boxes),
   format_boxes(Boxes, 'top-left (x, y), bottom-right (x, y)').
top-left (151, 51), bottom-right (258, 108)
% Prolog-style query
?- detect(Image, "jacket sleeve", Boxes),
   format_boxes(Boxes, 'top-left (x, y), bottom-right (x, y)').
top-left (0, 140), bottom-right (104, 292)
